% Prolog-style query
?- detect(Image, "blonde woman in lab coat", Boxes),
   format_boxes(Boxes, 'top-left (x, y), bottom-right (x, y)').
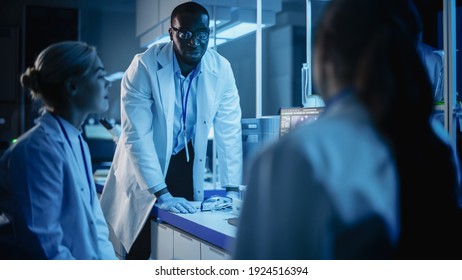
top-left (0, 41), bottom-right (117, 259)
top-left (100, 2), bottom-right (243, 259)
top-left (233, 0), bottom-right (462, 259)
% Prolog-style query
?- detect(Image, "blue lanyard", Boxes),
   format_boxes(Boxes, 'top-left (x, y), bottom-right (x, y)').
top-left (180, 66), bottom-right (198, 162)
top-left (51, 113), bottom-right (93, 205)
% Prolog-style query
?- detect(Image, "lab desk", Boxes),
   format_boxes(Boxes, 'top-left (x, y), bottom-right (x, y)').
top-left (150, 201), bottom-right (239, 260)
top-left (95, 175), bottom-right (237, 260)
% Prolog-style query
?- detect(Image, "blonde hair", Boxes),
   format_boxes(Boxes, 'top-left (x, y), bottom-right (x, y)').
top-left (20, 41), bottom-right (98, 110)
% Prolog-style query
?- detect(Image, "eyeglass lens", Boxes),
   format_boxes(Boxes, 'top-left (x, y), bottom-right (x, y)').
top-left (172, 27), bottom-right (209, 41)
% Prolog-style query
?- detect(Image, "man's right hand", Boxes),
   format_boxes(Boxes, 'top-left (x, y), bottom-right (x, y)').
top-left (156, 192), bottom-right (196, 214)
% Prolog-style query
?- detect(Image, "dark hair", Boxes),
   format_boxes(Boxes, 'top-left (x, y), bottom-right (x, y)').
top-left (170, 2), bottom-right (209, 25)
top-left (399, 0), bottom-right (423, 40)
top-left (315, 0), bottom-right (461, 258)
top-left (20, 41), bottom-right (98, 111)
top-left (315, 0), bottom-right (432, 139)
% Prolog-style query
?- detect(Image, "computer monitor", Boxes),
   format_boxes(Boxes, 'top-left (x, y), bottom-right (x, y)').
top-left (279, 107), bottom-right (323, 137)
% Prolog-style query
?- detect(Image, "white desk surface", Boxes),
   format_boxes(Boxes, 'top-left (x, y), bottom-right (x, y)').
top-left (152, 202), bottom-right (239, 251)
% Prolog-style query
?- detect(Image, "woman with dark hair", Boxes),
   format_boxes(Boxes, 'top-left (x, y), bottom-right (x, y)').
top-left (0, 41), bottom-right (117, 259)
top-left (233, 0), bottom-right (461, 259)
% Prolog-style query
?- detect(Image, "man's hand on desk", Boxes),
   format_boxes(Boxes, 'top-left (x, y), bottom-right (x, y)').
top-left (156, 192), bottom-right (196, 214)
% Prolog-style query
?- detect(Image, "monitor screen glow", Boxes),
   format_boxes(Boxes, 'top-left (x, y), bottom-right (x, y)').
top-left (279, 107), bottom-right (323, 137)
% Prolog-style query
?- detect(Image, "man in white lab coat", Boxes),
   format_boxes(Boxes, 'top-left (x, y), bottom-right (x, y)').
top-left (100, 2), bottom-right (242, 259)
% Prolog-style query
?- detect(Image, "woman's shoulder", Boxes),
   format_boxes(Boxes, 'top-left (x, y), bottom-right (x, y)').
top-left (8, 117), bottom-right (63, 156)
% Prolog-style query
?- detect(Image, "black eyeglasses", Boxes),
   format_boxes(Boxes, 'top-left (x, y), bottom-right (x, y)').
top-left (171, 26), bottom-right (209, 41)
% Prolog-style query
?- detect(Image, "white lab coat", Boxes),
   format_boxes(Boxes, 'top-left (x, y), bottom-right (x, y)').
top-left (100, 42), bottom-right (243, 252)
top-left (233, 94), bottom-right (399, 259)
top-left (0, 113), bottom-right (117, 259)
top-left (417, 42), bottom-right (444, 103)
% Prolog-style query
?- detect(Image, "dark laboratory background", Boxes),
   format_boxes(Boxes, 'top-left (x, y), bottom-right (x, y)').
top-left (0, 0), bottom-right (461, 161)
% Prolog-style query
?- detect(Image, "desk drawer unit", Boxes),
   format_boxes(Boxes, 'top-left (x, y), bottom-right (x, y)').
top-left (200, 242), bottom-right (230, 260)
top-left (151, 221), bottom-right (174, 260)
top-left (173, 230), bottom-right (201, 260)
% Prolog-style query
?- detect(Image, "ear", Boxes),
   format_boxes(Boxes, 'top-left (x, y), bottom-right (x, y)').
top-left (65, 79), bottom-right (78, 96)
top-left (168, 28), bottom-right (174, 41)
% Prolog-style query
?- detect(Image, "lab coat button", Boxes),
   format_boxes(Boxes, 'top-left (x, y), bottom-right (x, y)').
top-left (203, 121), bottom-right (206, 124)
top-left (81, 188), bottom-right (84, 191)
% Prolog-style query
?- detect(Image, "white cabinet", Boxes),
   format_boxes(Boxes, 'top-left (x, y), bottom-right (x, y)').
top-left (173, 231), bottom-right (201, 260)
top-left (150, 221), bottom-right (174, 260)
top-left (200, 243), bottom-right (230, 260)
top-left (151, 220), bottom-right (231, 260)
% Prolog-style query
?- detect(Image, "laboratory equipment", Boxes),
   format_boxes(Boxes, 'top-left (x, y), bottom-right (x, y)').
top-left (99, 118), bottom-right (121, 143)
top-left (279, 106), bottom-right (323, 137)
top-left (301, 63), bottom-right (325, 107)
top-left (241, 116), bottom-right (280, 179)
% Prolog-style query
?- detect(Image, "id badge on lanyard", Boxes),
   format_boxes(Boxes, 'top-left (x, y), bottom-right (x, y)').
top-left (180, 66), bottom-right (198, 162)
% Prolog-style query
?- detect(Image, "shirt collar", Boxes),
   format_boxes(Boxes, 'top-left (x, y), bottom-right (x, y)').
top-left (54, 114), bottom-right (82, 139)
